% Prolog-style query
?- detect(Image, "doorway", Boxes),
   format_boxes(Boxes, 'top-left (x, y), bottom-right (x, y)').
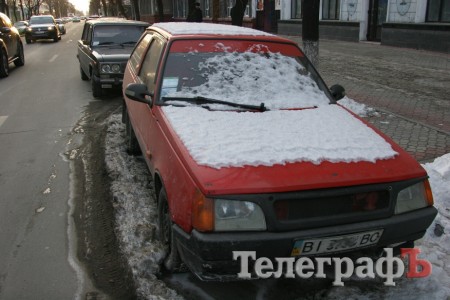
top-left (367, 0), bottom-right (388, 41)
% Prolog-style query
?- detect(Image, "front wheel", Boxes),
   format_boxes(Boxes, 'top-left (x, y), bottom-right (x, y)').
top-left (0, 48), bottom-right (9, 78)
top-left (125, 108), bottom-right (141, 155)
top-left (80, 65), bottom-right (88, 81)
top-left (91, 75), bottom-right (102, 98)
top-left (158, 188), bottom-right (183, 273)
top-left (14, 42), bottom-right (25, 67)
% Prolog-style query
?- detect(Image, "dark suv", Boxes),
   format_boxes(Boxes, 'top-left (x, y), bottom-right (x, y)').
top-left (25, 15), bottom-right (61, 44)
top-left (0, 12), bottom-right (25, 78)
top-left (77, 18), bottom-right (149, 98)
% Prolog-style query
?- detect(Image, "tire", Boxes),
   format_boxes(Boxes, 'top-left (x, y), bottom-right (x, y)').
top-left (14, 42), bottom-right (25, 67)
top-left (157, 188), bottom-right (183, 273)
top-left (80, 65), bottom-right (88, 81)
top-left (53, 34), bottom-right (58, 42)
top-left (91, 74), bottom-right (102, 98)
top-left (0, 48), bottom-right (9, 78)
top-left (125, 109), bottom-right (141, 155)
top-left (25, 37), bottom-right (31, 44)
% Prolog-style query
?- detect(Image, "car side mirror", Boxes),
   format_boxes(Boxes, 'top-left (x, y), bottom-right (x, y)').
top-left (330, 84), bottom-right (346, 101)
top-left (125, 83), bottom-right (153, 106)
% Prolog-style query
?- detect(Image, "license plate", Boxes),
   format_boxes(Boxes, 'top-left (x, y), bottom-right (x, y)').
top-left (291, 229), bottom-right (383, 256)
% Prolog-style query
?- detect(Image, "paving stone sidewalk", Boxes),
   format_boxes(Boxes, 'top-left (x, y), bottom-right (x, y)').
top-left (284, 35), bottom-right (450, 163)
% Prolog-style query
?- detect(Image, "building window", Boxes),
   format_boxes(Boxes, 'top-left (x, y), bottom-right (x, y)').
top-left (221, 0), bottom-right (251, 18)
top-left (322, 0), bottom-right (340, 20)
top-left (202, 0), bottom-right (211, 17)
top-left (173, 0), bottom-right (188, 18)
top-left (291, 0), bottom-right (302, 19)
top-left (427, 0), bottom-right (450, 22)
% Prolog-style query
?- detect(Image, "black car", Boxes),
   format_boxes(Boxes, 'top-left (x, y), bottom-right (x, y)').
top-left (25, 15), bottom-right (61, 44)
top-left (0, 12), bottom-right (25, 78)
top-left (77, 18), bottom-right (149, 97)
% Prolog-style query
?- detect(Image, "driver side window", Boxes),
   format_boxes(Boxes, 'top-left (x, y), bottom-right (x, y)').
top-left (138, 37), bottom-right (164, 93)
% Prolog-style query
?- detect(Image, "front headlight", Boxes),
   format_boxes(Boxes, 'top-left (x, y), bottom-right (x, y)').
top-left (48, 26), bottom-right (55, 31)
top-left (100, 63), bottom-right (121, 74)
top-left (215, 199), bottom-right (266, 231)
top-left (395, 180), bottom-right (433, 214)
top-left (26, 27), bottom-right (32, 32)
top-left (191, 194), bottom-right (267, 232)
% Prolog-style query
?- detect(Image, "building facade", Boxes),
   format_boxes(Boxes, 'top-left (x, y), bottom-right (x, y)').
top-left (278, 0), bottom-right (450, 52)
top-left (131, 0), bottom-right (449, 52)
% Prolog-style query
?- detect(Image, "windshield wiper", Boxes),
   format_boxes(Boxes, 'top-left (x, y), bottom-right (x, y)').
top-left (120, 41), bottom-right (136, 46)
top-left (161, 96), bottom-right (267, 112)
top-left (97, 41), bottom-right (120, 46)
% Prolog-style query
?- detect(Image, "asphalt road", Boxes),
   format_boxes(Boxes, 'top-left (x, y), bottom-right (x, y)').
top-left (0, 22), bottom-right (101, 299)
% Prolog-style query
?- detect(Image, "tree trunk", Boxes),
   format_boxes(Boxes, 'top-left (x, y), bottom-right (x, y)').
top-left (116, 0), bottom-right (128, 18)
top-left (19, 0), bottom-right (24, 20)
top-left (101, 0), bottom-right (107, 16)
top-left (131, 0), bottom-right (140, 20)
top-left (302, 0), bottom-right (320, 68)
top-left (212, 0), bottom-right (219, 23)
top-left (156, 0), bottom-right (163, 22)
top-left (0, 0), bottom-right (7, 14)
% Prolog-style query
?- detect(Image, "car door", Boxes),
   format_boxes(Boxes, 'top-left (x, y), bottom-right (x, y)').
top-left (78, 23), bottom-right (92, 77)
top-left (0, 14), bottom-right (15, 59)
top-left (127, 33), bottom-right (165, 173)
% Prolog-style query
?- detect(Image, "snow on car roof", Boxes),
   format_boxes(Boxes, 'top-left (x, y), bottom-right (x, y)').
top-left (162, 105), bottom-right (398, 169)
top-left (153, 22), bottom-right (274, 36)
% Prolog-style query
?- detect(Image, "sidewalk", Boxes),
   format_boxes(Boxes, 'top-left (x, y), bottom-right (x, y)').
top-left (284, 35), bottom-right (450, 163)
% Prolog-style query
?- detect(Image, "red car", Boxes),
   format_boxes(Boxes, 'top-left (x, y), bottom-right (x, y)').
top-left (122, 23), bottom-right (437, 280)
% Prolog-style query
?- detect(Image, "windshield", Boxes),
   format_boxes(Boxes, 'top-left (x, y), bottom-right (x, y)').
top-left (92, 25), bottom-right (146, 46)
top-left (30, 16), bottom-right (54, 24)
top-left (160, 40), bottom-right (331, 109)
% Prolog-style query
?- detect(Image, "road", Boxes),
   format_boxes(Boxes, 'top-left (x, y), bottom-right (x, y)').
top-left (0, 22), bottom-right (118, 299)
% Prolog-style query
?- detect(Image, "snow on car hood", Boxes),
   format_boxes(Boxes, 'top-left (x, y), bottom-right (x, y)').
top-left (162, 104), bottom-right (398, 169)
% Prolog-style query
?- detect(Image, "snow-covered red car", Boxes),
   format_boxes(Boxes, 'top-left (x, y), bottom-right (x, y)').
top-left (122, 23), bottom-right (437, 280)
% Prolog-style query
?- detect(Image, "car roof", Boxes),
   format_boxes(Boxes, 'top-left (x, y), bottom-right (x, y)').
top-left (149, 22), bottom-right (294, 44)
top-left (86, 18), bottom-right (149, 26)
top-left (30, 14), bottom-right (54, 18)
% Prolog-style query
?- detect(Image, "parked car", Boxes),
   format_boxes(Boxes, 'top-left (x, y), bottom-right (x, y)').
top-left (122, 23), bottom-right (437, 280)
top-left (13, 20), bottom-right (29, 35)
top-left (55, 18), bottom-right (66, 34)
top-left (77, 18), bottom-right (149, 97)
top-left (0, 12), bottom-right (25, 77)
top-left (25, 15), bottom-right (61, 44)
top-left (72, 17), bottom-right (81, 22)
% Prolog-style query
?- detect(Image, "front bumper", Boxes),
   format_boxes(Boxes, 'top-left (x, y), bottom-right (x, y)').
top-left (26, 31), bottom-right (56, 40)
top-left (173, 206), bottom-right (437, 281)
top-left (92, 73), bottom-right (123, 88)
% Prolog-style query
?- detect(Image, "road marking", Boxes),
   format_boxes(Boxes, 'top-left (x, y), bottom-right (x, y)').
top-left (0, 116), bottom-right (8, 128)
top-left (49, 54), bottom-right (58, 62)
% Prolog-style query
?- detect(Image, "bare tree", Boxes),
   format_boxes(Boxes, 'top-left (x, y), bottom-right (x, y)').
top-left (156, 0), bottom-right (163, 21)
top-left (7, 0), bottom-right (18, 20)
top-left (101, 0), bottom-right (107, 16)
top-left (115, 0), bottom-right (127, 18)
top-left (131, 0), bottom-right (140, 20)
top-left (19, 0), bottom-right (24, 19)
top-left (212, 0), bottom-right (219, 22)
top-left (302, 0), bottom-right (320, 68)
top-left (1, 0), bottom-right (7, 15)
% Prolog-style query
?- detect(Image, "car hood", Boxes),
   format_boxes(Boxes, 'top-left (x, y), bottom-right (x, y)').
top-left (160, 104), bottom-right (427, 196)
top-left (29, 23), bottom-right (55, 28)
top-left (92, 47), bottom-right (133, 62)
